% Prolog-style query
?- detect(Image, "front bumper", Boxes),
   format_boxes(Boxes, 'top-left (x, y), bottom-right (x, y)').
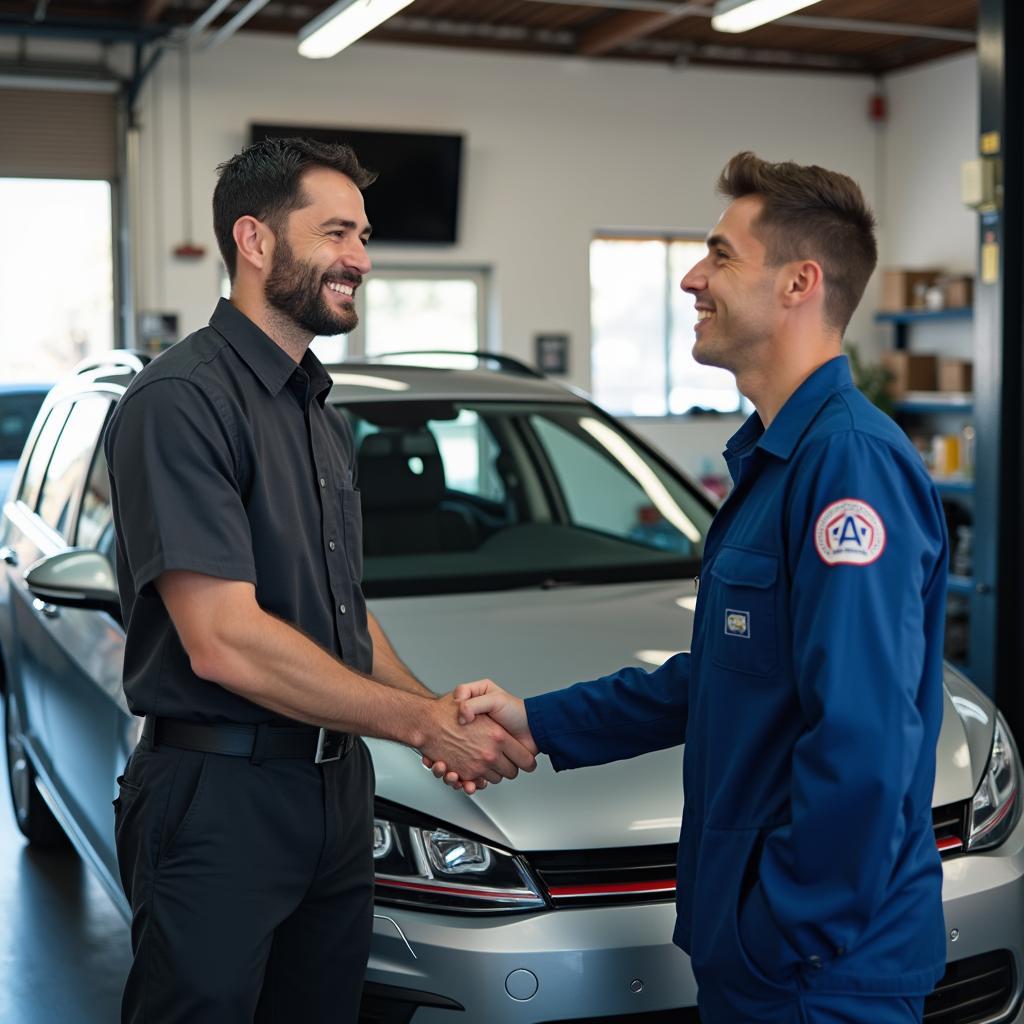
top-left (939, 800), bottom-right (1024, 1024)
top-left (366, 900), bottom-right (695, 1023)
top-left (364, 803), bottom-right (1024, 1024)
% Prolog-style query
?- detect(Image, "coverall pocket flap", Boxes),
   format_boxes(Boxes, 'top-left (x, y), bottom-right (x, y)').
top-left (710, 547), bottom-right (778, 588)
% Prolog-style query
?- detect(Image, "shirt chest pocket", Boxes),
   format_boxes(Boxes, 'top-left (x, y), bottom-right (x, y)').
top-left (708, 546), bottom-right (779, 677)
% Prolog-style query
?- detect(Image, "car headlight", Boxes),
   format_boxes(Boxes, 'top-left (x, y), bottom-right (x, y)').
top-left (968, 712), bottom-right (1021, 852)
top-left (372, 800), bottom-right (547, 913)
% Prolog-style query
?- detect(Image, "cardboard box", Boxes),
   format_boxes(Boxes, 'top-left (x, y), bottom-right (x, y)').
top-left (938, 358), bottom-right (973, 393)
top-left (880, 269), bottom-right (942, 312)
top-left (883, 351), bottom-right (938, 397)
top-left (941, 276), bottom-right (973, 309)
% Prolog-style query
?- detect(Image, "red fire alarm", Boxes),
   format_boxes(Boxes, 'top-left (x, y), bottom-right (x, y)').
top-left (869, 94), bottom-right (887, 123)
top-left (173, 242), bottom-right (206, 260)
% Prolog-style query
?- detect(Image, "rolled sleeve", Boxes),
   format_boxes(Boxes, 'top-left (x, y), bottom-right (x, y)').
top-left (105, 378), bottom-right (257, 593)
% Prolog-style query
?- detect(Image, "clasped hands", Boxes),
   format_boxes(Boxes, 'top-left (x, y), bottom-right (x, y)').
top-left (420, 680), bottom-right (533, 795)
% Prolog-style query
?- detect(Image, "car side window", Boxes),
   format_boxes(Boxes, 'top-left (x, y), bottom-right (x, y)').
top-left (75, 443), bottom-right (114, 558)
top-left (17, 403), bottom-right (72, 512)
top-left (35, 398), bottom-right (112, 539)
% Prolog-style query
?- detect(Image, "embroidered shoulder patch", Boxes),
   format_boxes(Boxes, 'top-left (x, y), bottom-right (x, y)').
top-left (814, 499), bottom-right (886, 566)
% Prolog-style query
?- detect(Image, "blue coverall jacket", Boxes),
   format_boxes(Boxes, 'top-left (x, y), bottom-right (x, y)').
top-left (525, 356), bottom-right (949, 1009)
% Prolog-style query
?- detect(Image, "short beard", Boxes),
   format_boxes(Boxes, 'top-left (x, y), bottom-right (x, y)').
top-left (265, 235), bottom-right (358, 337)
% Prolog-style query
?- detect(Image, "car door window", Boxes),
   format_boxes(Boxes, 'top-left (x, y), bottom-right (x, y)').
top-left (35, 398), bottom-right (111, 539)
top-left (529, 413), bottom-right (701, 555)
top-left (0, 390), bottom-right (47, 461)
top-left (17, 403), bottom-right (72, 511)
top-left (75, 443), bottom-right (114, 558)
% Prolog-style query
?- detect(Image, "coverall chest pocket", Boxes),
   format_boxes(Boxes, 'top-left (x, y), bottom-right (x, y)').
top-left (708, 546), bottom-right (779, 677)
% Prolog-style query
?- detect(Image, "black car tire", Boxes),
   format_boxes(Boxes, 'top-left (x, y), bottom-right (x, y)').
top-left (4, 690), bottom-right (69, 848)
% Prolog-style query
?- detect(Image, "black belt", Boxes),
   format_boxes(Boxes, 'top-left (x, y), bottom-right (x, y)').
top-left (142, 716), bottom-right (353, 764)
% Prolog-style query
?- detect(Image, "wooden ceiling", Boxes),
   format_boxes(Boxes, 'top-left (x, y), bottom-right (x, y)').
top-left (2, 0), bottom-right (977, 75)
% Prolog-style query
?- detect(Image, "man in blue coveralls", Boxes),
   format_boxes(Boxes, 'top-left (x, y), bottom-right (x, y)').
top-left (427, 152), bottom-right (950, 1023)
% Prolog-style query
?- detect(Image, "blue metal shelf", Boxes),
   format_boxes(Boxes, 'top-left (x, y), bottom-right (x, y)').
top-left (947, 575), bottom-right (975, 595)
top-left (874, 307), bottom-right (973, 324)
top-left (894, 395), bottom-right (973, 414)
top-left (933, 478), bottom-right (974, 495)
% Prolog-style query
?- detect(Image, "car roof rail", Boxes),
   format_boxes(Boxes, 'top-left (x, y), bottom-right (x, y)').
top-left (73, 350), bottom-right (153, 378)
top-left (362, 350), bottom-right (546, 380)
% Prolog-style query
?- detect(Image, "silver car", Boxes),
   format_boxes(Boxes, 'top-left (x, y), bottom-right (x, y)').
top-left (2, 350), bottom-right (1022, 1024)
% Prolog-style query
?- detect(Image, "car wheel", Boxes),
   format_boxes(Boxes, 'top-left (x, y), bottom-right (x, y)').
top-left (4, 691), bottom-right (68, 848)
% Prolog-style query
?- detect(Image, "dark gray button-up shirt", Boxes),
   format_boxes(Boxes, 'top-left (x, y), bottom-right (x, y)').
top-left (105, 299), bottom-right (373, 724)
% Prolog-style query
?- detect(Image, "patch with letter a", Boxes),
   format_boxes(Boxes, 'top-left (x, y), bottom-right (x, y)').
top-left (814, 498), bottom-right (886, 566)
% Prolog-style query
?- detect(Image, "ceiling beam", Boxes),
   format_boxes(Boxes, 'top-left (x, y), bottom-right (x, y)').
top-left (578, 8), bottom-right (695, 56)
top-left (141, 0), bottom-right (174, 24)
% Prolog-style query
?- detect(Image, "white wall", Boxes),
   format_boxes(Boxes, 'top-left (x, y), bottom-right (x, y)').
top-left (130, 33), bottom-right (882, 475)
top-left (880, 52), bottom-right (977, 274)
top-left (6, 33), bottom-right (975, 476)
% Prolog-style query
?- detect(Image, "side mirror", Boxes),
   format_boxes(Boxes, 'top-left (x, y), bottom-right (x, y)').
top-left (24, 550), bottom-right (121, 618)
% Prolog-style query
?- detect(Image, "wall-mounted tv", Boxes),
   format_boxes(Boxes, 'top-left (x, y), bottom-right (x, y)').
top-left (250, 123), bottom-right (463, 245)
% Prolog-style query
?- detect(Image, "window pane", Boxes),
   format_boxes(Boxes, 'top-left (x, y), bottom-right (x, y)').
top-left (17, 404), bottom-right (71, 510)
top-left (668, 241), bottom-right (741, 413)
top-left (0, 388), bottom-right (47, 461)
top-left (0, 179), bottom-right (114, 381)
top-left (430, 410), bottom-right (506, 503)
top-left (36, 399), bottom-right (110, 537)
top-left (364, 278), bottom-right (479, 356)
top-left (590, 239), bottom-right (668, 417)
top-left (76, 444), bottom-right (114, 557)
top-left (345, 399), bottom-right (711, 595)
top-left (530, 412), bottom-right (700, 556)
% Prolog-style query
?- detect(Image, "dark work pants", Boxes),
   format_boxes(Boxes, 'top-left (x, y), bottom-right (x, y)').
top-left (113, 735), bottom-right (375, 1024)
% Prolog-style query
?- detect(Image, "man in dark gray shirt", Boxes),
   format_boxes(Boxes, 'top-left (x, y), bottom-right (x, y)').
top-left (105, 137), bottom-right (535, 1024)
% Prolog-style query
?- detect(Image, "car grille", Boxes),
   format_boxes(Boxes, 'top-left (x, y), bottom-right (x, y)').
top-left (530, 805), bottom-right (969, 910)
top-left (924, 950), bottom-right (1017, 1023)
top-left (934, 800), bottom-right (971, 858)
top-left (528, 844), bottom-right (678, 908)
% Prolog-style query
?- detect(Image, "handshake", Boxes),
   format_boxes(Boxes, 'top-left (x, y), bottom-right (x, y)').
top-left (419, 680), bottom-right (534, 796)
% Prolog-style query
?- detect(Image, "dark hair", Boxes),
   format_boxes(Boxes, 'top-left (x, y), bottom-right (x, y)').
top-left (717, 151), bottom-right (877, 335)
top-left (213, 137), bottom-right (377, 280)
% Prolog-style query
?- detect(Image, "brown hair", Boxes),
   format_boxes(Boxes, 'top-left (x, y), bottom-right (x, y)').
top-left (213, 137), bottom-right (377, 280)
top-left (717, 151), bottom-right (877, 335)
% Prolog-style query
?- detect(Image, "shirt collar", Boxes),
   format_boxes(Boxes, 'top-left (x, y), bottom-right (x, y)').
top-left (725, 354), bottom-right (853, 465)
top-left (209, 298), bottom-right (333, 406)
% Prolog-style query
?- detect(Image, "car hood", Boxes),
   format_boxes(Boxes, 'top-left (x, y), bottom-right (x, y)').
top-left (367, 580), bottom-right (992, 852)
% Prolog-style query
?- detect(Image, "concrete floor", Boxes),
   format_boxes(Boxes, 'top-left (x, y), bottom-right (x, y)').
top-left (0, 707), bottom-right (130, 1024)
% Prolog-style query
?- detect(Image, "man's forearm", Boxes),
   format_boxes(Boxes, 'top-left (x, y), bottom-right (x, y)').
top-left (193, 603), bottom-right (432, 746)
top-left (368, 612), bottom-right (435, 698)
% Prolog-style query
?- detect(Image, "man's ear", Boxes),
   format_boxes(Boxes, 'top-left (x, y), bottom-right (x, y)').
top-left (780, 259), bottom-right (824, 311)
top-left (232, 215), bottom-right (273, 274)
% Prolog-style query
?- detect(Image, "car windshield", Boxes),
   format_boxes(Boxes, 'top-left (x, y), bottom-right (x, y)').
top-left (337, 398), bottom-right (713, 597)
top-left (0, 390), bottom-right (47, 461)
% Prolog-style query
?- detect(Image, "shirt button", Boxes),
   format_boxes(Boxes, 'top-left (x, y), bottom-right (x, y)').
top-left (339, 603), bottom-right (347, 615)
top-left (329, 540), bottom-right (337, 551)
top-left (319, 477), bottom-right (326, 488)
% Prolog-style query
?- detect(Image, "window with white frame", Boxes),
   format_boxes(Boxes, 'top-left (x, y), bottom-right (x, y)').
top-left (590, 235), bottom-right (742, 417)
top-left (309, 268), bottom-right (486, 363)
top-left (220, 268), bottom-right (488, 366)
top-left (0, 178), bottom-right (114, 380)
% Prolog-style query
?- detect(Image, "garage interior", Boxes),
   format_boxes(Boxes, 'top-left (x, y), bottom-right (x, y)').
top-left (1, 1), bottom-right (1023, 1022)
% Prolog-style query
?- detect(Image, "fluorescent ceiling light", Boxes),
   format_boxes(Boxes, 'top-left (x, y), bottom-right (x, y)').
top-left (711, 0), bottom-right (824, 34)
top-left (298, 0), bottom-right (413, 59)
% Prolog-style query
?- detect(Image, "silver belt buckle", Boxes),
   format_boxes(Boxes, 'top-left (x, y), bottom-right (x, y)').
top-left (314, 728), bottom-right (344, 764)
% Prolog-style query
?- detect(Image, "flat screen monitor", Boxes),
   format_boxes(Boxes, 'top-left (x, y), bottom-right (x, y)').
top-left (250, 123), bottom-right (463, 244)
